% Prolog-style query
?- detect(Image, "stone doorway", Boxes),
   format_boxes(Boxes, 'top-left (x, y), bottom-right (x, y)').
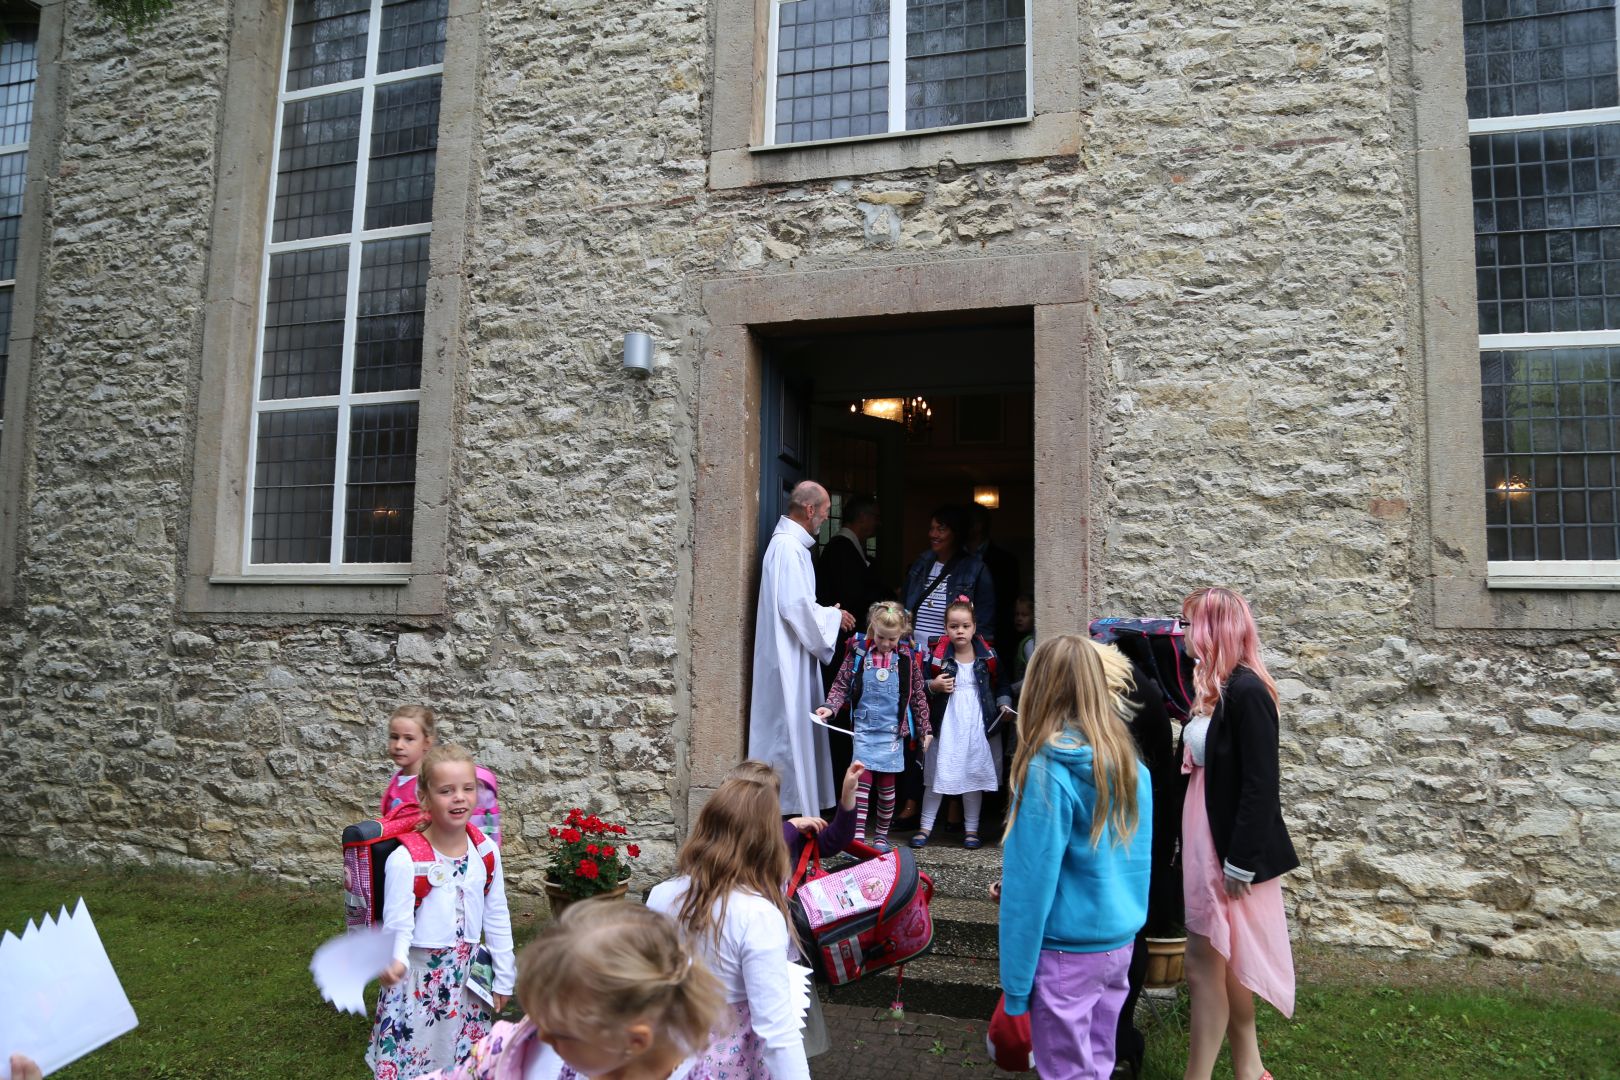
top-left (688, 252), bottom-right (1094, 823)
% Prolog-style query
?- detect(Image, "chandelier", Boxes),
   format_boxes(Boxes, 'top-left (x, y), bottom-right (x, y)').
top-left (849, 396), bottom-right (932, 434)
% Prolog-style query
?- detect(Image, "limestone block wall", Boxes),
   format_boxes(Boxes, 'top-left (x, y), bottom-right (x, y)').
top-left (0, 0), bottom-right (1613, 967)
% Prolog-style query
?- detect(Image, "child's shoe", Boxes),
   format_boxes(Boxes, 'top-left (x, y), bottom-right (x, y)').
top-left (909, 830), bottom-right (931, 848)
top-left (963, 833), bottom-right (983, 850)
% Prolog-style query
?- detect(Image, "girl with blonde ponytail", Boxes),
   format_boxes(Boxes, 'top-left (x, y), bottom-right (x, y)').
top-left (418, 899), bottom-right (723, 1080)
top-left (998, 634), bottom-right (1152, 1080)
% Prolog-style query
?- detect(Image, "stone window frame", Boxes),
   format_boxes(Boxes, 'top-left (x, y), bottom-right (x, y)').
top-left (686, 251), bottom-right (1095, 818)
top-left (1413, 1), bottom-right (1620, 630)
top-left (709, 0), bottom-right (1082, 189)
top-left (0, 0), bottom-right (57, 611)
top-left (181, 0), bottom-right (482, 619)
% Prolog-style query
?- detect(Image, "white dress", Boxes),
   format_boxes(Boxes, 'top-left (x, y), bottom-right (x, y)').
top-left (924, 677), bottom-right (1000, 795)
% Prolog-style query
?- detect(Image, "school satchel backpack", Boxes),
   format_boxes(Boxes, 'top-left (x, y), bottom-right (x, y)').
top-left (788, 838), bottom-right (934, 986)
top-left (473, 765), bottom-right (502, 847)
top-left (1088, 616), bottom-right (1196, 722)
top-left (341, 805), bottom-right (496, 930)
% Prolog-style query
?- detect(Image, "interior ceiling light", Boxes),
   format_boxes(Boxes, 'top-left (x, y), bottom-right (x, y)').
top-left (973, 486), bottom-right (1000, 509)
top-left (848, 396), bottom-right (932, 433)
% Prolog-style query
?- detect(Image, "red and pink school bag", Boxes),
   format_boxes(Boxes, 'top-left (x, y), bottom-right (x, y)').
top-left (342, 802), bottom-right (496, 930)
top-left (787, 838), bottom-right (934, 986)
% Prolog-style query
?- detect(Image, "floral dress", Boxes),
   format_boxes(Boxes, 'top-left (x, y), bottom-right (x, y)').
top-left (704, 1000), bottom-right (770, 1080)
top-left (418, 1019), bottom-right (716, 1080)
top-left (367, 853), bottom-right (494, 1080)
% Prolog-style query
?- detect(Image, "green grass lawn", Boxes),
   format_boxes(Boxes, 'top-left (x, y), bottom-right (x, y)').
top-left (1139, 956), bottom-right (1620, 1080)
top-left (3, 858), bottom-right (1617, 1079)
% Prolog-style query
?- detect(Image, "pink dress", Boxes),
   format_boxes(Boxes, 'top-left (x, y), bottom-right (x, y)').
top-left (1182, 745), bottom-right (1295, 1017)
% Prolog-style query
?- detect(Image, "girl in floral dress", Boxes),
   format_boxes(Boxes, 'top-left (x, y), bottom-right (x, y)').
top-left (369, 745), bottom-right (515, 1079)
top-left (420, 900), bottom-right (724, 1080)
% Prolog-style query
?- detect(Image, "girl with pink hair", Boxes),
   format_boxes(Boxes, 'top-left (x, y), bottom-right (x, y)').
top-left (1178, 587), bottom-right (1297, 1080)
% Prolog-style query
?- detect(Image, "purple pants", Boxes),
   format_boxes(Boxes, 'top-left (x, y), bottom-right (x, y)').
top-left (1028, 944), bottom-right (1134, 1080)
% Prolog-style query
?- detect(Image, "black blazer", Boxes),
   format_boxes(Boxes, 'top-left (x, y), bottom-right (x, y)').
top-left (1202, 666), bottom-right (1298, 885)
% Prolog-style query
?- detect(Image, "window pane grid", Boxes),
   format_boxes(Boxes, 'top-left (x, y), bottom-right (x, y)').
top-left (0, 287), bottom-right (12, 415)
top-left (905, 0), bottom-right (1027, 130)
top-left (1463, 0), bottom-right (1620, 121)
top-left (1482, 348), bottom-right (1620, 560)
top-left (1465, 4), bottom-right (1620, 567)
top-left (355, 235), bottom-right (429, 393)
top-left (344, 402), bottom-right (418, 563)
top-left (262, 246), bottom-right (350, 400)
top-left (273, 91), bottom-right (362, 243)
top-left (0, 22), bottom-right (39, 147)
top-left (0, 15), bottom-right (34, 425)
top-left (252, 0), bottom-right (444, 567)
top-left (1471, 124), bottom-right (1620, 335)
top-left (379, 0), bottom-right (449, 73)
top-left (251, 408), bottom-right (339, 564)
top-left (770, 0), bottom-right (1029, 145)
top-left (365, 75), bottom-right (441, 229)
top-left (0, 150), bottom-right (26, 283)
top-left (286, 0), bottom-right (371, 92)
top-left (775, 0), bottom-right (891, 144)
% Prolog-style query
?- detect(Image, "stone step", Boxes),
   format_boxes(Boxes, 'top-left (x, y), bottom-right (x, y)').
top-left (906, 835), bottom-right (1005, 899)
top-left (928, 894), bottom-right (1000, 959)
top-left (821, 952), bottom-right (1003, 1020)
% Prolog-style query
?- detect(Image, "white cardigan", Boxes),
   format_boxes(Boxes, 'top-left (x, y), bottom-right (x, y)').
top-left (647, 877), bottom-right (811, 1080)
top-left (382, 839), bottom-right (516, 994)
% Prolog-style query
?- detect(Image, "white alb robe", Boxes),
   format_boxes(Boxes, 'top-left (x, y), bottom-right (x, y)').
top-left (748, 516), bottom-right (842, 816)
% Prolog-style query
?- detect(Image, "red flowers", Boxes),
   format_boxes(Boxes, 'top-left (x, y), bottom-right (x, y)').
top-left (546, 808), bottom-right (641, 900)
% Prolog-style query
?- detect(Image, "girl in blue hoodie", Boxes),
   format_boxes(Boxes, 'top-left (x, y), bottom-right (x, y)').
top-left (998, 635), bottom-right (1152, 1080)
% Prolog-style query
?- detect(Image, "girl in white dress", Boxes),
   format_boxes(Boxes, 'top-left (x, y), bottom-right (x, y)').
top-left (912, 598), bottom-right (1013, 850)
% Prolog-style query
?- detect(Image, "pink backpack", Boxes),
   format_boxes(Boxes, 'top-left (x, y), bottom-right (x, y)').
top-left (788, 838), bottom-right (935, 986)
top-left (341, 803), bottom-right (496, 930)
top-left (473, 765), bottom-right (501, 847)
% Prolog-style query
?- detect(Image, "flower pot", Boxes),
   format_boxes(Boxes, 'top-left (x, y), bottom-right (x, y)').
top-left (1143, 935), bottom-right (1187, 988)
top-left (542, 876), bottom-right (630, 918)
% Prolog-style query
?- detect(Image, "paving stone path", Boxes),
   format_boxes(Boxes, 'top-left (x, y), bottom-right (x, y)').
top-left (812, 1003), bottom-right (1018, 1080)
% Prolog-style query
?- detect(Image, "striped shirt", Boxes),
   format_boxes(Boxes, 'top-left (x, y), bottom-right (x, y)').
top-left (913, 562), bottom-right (948, 649)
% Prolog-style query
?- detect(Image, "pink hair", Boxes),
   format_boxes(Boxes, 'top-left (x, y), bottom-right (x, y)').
top-left (1181, 587), bottom-right (1279, 716)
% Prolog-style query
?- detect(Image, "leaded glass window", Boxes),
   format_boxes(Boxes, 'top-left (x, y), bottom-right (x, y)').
top-left (249, 0), bottom-right (444, 567)
top-left (1465, 0), bottom-right (1620, 569)
top-left (768, 0), bottom-right (1029, 146)
top-left (0, 12), bottom-right (37, 427)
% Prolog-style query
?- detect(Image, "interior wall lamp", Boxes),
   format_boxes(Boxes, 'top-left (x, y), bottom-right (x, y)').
top-left (623, 331), bottom-right (655, 376)
top-left (973, 486), bottom-right (1000, 509)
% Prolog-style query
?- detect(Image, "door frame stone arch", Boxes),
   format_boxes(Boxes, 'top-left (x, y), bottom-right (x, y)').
top-left (686, 251), bottom-right (1097, 821)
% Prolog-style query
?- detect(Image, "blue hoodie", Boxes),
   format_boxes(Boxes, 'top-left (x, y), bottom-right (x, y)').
top-left (998, 736), bottom-right (1152, 1015)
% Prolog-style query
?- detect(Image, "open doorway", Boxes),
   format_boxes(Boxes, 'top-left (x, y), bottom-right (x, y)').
top-left (757, 313), bottom-right (1036, 645)
top-left (755, 313), bottom-right (1035, 837)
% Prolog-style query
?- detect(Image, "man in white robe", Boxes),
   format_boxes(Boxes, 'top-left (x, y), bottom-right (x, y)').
top-left (748, 481), bottom-right (856, 816)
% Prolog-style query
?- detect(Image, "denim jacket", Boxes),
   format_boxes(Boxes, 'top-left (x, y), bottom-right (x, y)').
top-left (901, 550), bottom-right (997, 647)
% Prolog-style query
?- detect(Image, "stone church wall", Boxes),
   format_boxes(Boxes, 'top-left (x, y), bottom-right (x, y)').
top-left (0, 0), bottom-right (1613, 967)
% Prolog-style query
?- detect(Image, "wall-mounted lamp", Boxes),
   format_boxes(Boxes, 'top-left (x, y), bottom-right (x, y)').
top-left (973, 485), bottom-right (1000, 509)
top-left (623, 331), bottom-right (655, 376)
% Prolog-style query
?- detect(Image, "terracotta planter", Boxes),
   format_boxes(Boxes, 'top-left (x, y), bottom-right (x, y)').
top-left (542, 876), bottom-right (630, 917)
top-left (1143, 935), bottom-right (1187, 988)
